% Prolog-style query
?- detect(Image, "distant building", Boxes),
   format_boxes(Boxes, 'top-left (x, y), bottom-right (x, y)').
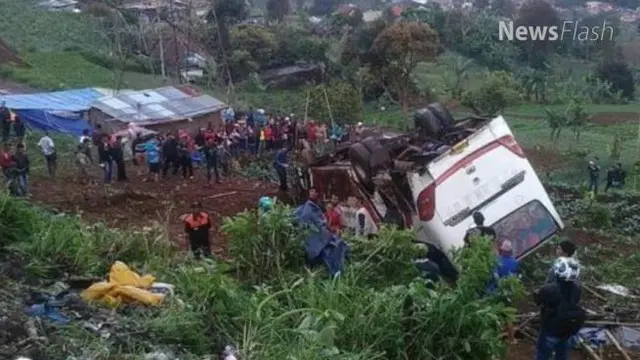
top-left (363, 10), bottom-right (383, 22)
top-left (38, 0), bottom-right (79, 12)
top-left (585, 1), bottom-right (614, 14)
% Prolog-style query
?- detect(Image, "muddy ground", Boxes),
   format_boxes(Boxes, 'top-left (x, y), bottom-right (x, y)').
top-left (29, 169), bottom-right (279, 254)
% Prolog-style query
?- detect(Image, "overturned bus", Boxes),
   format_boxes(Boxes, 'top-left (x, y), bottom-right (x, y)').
top-left (293, 103), bottom-right (564, 280)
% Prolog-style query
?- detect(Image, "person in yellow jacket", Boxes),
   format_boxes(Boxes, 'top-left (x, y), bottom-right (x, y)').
top-left (259, 127), bottom-right (266, 153)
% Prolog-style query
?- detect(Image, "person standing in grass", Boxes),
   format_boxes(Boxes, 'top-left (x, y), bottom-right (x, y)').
top-left (184, 201), bottom-right (212, 259)
top-left (587, 157), bottom-right (600, 194)
top-left (37, 131), bottom-right (57, 178)
top-left (535, 257), bottom-right (585, 360)
top-left (13, 143), bottom-right (29, 196)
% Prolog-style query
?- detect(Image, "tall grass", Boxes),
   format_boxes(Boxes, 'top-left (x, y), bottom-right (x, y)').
top-left (0, 192), bottom-right (521, 359)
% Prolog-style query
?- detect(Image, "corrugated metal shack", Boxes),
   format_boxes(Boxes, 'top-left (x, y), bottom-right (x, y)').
top-left (88, 86), bottom-right (226, 134)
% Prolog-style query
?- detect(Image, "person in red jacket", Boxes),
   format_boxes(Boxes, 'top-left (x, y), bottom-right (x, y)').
top-left (184, 201), bottom-right (212, 259)
top-left (0, 143), bottom-right (15, 180)
top-left (325, 202), bottom-right (343, 234)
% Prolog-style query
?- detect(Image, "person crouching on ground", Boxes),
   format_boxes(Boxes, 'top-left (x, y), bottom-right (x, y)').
top-left (184, 201), bottom-right (212, 259)
top-left (534, 257), bottom-right (584, 360)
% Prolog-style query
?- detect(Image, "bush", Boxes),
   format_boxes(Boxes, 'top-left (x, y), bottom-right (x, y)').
top-left (0, 192), bottom-right (521, 359)
top-left (221, 205), bottom-right (307, 284)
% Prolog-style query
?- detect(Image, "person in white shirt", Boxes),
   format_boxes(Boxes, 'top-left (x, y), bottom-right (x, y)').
top-left (354, 198), bottom-right (378, 238)
top-left (38, 131), bottom-right (56, 177)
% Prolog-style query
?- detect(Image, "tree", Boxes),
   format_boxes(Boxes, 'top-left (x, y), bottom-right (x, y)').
top-left (491, 0), bottom-right (516, 18)
top-left (518, 66), bottom-right (551, 103)
top-left (566, 98), bottom-right (589, 142)
top-left (515, 0), bottom-right (560, 68)
top-left (441, 55), bottom-right (473, 100)
top-left (462, 71), bottom-right (520, 116)
top-left (266, 0), bottom-right (290, 23)
top-left (229, 25), bottom-right (278, 79)
top-left (450, 14), bottom-right (520, 71)
top-left (372, 21), bottom-right (440, 126)
top-left (596, 59), bottom-right (635, 100)
top-left (206, 0), bottom-right (248, 50)
top-left (544, 107), bottom-right (568, 147)
top-left (273, 26), bottom-right (328, 66)
top-left (308, 81), bottom-right (364, 124)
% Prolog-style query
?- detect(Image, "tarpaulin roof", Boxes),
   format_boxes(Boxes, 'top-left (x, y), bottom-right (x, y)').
top-left (91, 86), bottom-right (226, 126)
top-left (0, 88), bottom-right (104, 112)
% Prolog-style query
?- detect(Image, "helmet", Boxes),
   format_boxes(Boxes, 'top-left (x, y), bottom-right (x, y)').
top-left (553, 257), bottom-right (580, 282)
top-left (259, 196), bottom-right (273, 211)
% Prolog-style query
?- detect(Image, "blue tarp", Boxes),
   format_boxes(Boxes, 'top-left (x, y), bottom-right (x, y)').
top-left (0, 88), bottom-right (103, 112)
top-left (0, 88), bottom-right (101, 136)
top-left (294, 201), bottom-right (349, 276)
top-left (16, 109), bottom-right (90, 136)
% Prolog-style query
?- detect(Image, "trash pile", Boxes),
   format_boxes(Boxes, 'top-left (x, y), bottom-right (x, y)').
top-left (514, 283), bottom-right (640, 359)
top-left (0, 262), bottom-right (183, 359)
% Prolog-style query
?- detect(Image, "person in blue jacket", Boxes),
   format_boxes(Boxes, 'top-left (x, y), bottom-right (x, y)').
top-left (273, 145), bottom-right (289, 191)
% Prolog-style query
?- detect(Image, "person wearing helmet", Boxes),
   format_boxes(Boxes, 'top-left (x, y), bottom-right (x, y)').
top-left (534, 257), bottom-right (585, 360)
top-left (544, 240), bottom-right (579, 285)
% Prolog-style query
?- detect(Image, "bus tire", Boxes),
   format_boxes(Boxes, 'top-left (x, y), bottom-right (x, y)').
top-left (427, 102), bottom-right (454, 130)
top-left (413, 108), bottom-right (442, 137)
top-left (349, 143), bottom-right (376, 192)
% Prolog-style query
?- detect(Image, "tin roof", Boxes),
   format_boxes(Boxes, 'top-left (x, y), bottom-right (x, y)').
top-left (90, 86), bottom-right (226, 126)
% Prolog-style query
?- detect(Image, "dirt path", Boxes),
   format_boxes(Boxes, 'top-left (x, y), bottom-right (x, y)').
top-left (28, 171), bottom-right (278, 254)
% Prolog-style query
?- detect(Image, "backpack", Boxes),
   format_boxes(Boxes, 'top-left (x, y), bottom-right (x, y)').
top-left (548, 300), bottom-right (586, 339)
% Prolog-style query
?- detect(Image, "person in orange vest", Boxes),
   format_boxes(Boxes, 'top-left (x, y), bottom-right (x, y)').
top-left (184, 201), bottom-right (212, 259)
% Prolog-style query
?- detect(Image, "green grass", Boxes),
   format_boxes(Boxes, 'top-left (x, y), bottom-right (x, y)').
top-left (0, 51), bottom-right (171, 90)
top-left (0, 0), bottom-right (104, 52)
top-left (505, 103), bottom-right (640, 117)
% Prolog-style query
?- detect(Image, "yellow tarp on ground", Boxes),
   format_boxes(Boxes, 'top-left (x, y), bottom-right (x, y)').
top-left (81, 261), bottom-right (165, 307)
